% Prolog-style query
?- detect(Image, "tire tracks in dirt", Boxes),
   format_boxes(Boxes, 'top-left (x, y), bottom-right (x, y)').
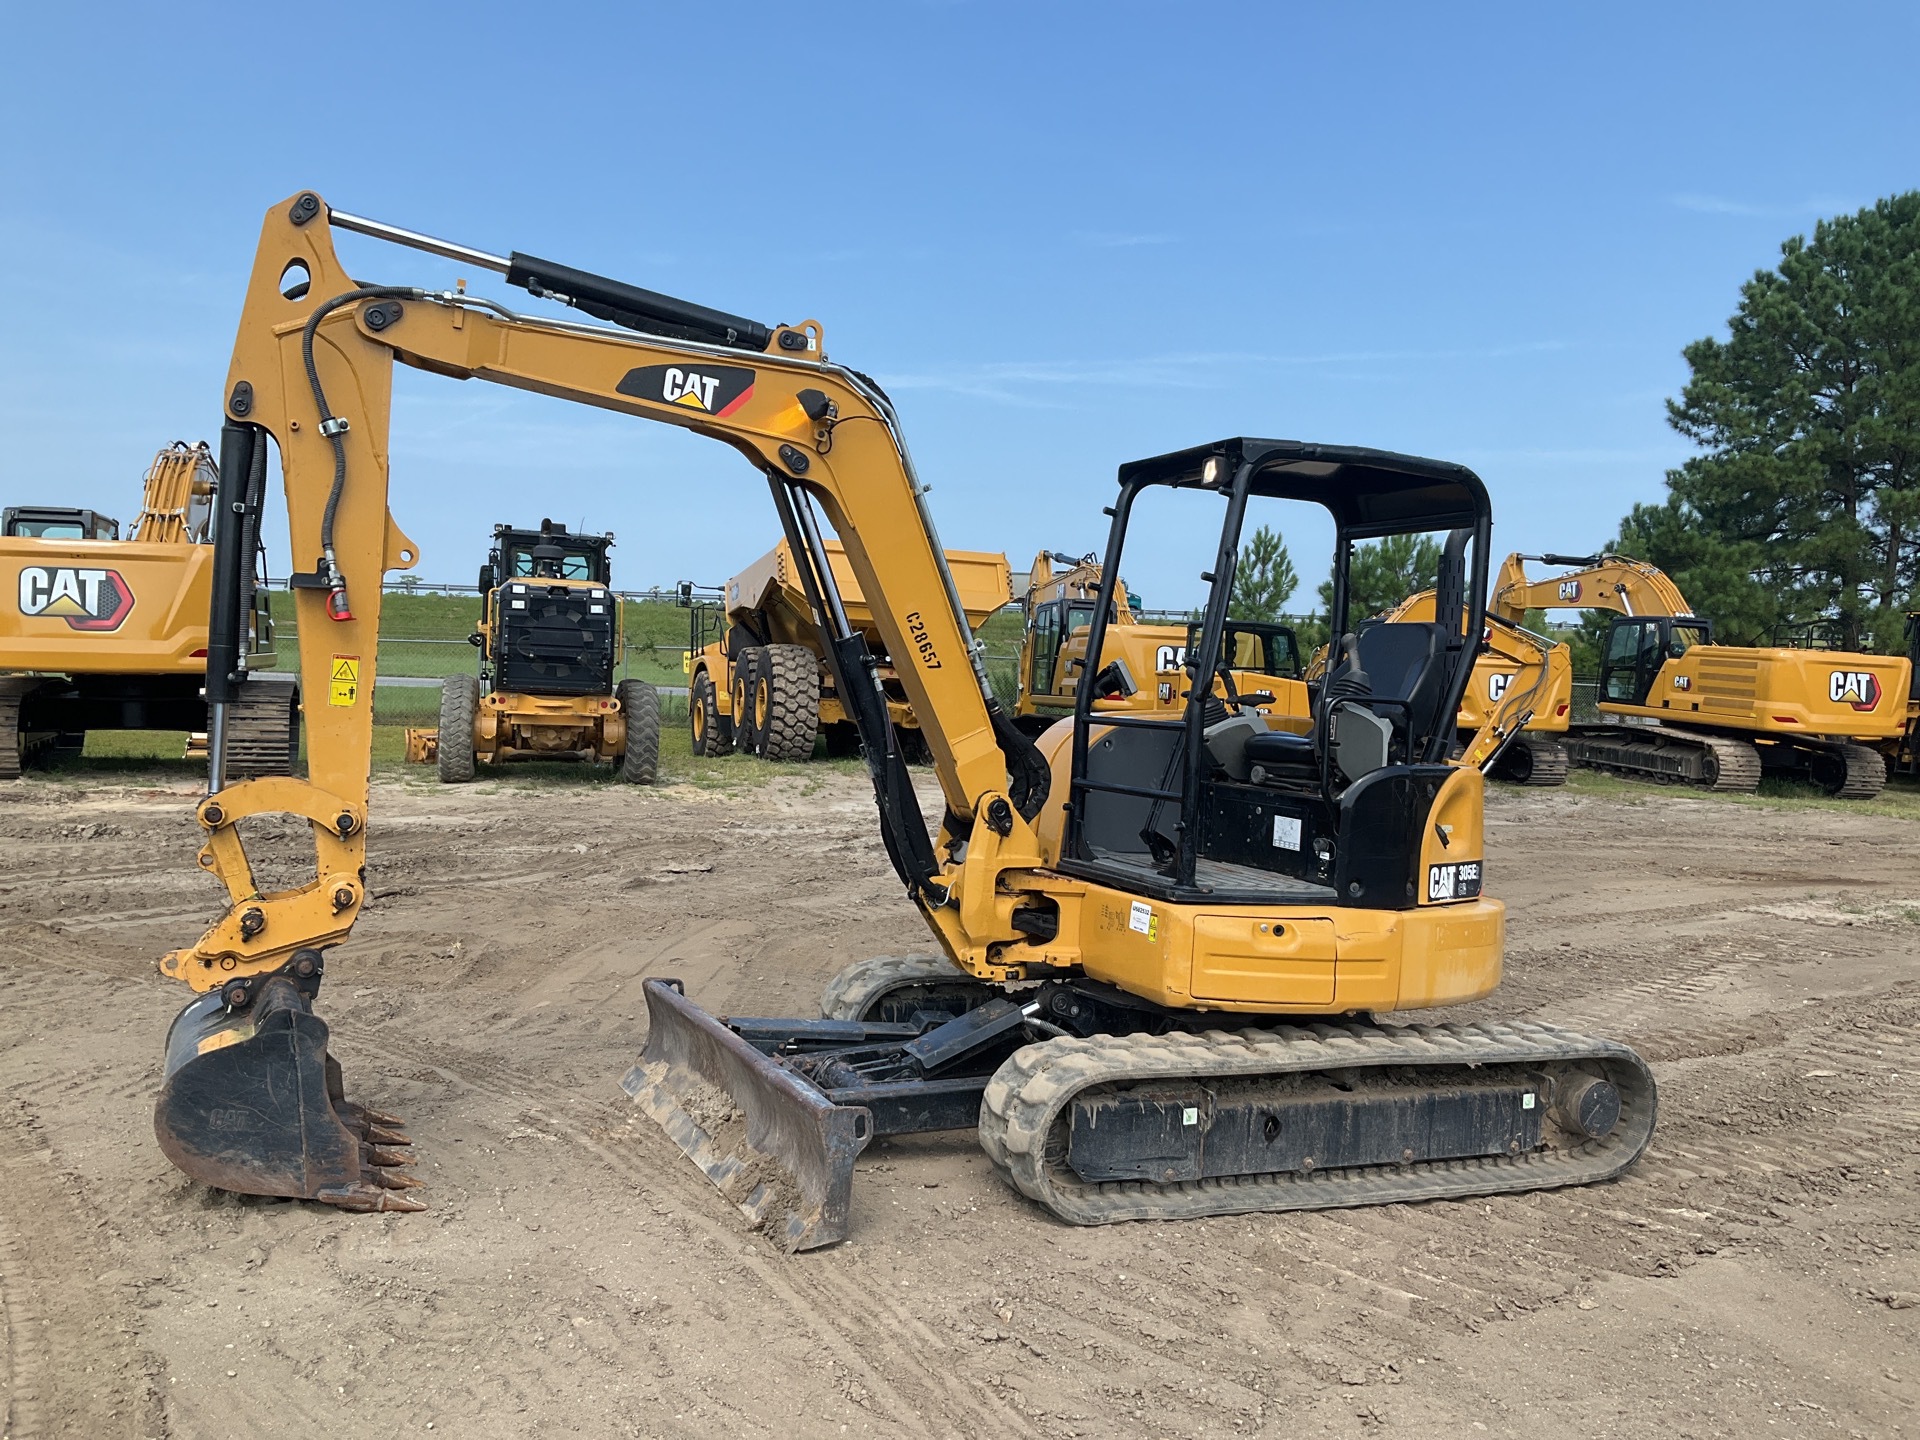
top-left (337, 1027), bottom-right (1049, 1440)
top-left (0, 1098), bottom-right (164, 1440)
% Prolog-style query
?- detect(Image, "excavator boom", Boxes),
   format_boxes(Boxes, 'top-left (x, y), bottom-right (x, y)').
top-left (157, 194), bottom-right (1652, 1247)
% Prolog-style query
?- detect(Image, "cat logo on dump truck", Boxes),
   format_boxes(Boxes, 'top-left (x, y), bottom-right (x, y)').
top-left (616, 364), bottom-right (756, 418)
top-left (17, 566), bottom-right (135, 631)
top-left (1830, 670), bottom-right (1882, 711)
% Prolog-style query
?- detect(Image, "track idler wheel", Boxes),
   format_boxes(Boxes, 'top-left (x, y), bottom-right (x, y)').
top-left (153, 962), bottom-right (423, 1211)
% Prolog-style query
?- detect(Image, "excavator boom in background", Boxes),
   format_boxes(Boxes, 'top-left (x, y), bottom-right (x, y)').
top-left (154, 193), bottom-right (1653, 1247)
top-left (1496, 553), bottom-right (1909, 798)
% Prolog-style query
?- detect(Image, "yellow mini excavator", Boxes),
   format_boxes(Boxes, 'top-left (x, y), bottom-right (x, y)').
top-left (153, 193), bottom-right (1653, 1243)
top-left (1495, 553), bottom-right (1909, 798)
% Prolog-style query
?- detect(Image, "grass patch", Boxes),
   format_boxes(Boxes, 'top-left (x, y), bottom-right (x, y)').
top-left (1558, 763), bottom-right (1920, 820)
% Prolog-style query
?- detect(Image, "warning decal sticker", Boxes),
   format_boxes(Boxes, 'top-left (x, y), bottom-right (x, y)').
top-left (329, 654), bottom-right (361, 707)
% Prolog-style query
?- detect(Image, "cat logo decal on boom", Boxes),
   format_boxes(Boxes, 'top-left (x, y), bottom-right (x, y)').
top-left (16, 565), bottom-right (135, 632)
top-left (616, 364), bottom-right (756, 418)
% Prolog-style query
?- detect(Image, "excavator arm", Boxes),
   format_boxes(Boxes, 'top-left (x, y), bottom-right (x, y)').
top-left (1491, 551), bottom-right (1696, 624)
top-left (154, 192), bottom-right (1055, 1211)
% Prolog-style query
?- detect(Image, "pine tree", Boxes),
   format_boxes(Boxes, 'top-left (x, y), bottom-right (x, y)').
top-left (1229, 525), bottom-right (1298, 622)
top-left (1317, 533), bottom-right (1443, 623)
top-left (1630, 193), bottom-right (1920, 651)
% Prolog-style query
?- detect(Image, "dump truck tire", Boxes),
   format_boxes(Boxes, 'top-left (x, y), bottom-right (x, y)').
top-left (732, 648), bottom-right (765, 756)
top-left (615, 679), bottom-right (660, 784)
top-left (690, 671), bottom-right (731, 757)
top-left (755, 644), bottom-right (821, 762)
top-left (437, 675), bottom-right (479, 783)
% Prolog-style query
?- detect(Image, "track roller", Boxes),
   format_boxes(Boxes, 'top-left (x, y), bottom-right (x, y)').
top-left (977, 1019), bottom-right (1655, 1225)
top-left (819, 954), bottom-right (1004, 1023)
top-left (1492, 733), bottom-right (1569, 786)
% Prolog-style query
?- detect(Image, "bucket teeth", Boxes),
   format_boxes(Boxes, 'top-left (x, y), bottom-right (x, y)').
top-left (366, 1124), bottom-right (412, 1146)
top-left (316, 1182), bottom-right (429, 1213)
top-left (363, 1143), bottom-right (414, 1168)
top-left (373, 1168), bottom-right (426, 1191)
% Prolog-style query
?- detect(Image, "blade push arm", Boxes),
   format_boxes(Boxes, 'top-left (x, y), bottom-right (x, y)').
top-left (165, 192), bottom-right (1051, 996)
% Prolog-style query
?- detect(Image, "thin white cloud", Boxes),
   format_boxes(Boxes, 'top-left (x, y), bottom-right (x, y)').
top-left (883, 341), bottom-right (1574, 403)
top-left (1074, 231), bottom-right (1177, 248)
top-left (1670, 193), bottom-right (1857, 218)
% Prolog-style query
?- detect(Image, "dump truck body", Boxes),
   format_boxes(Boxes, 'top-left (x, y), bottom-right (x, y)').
top-left (688, 538), bottom-right (1011, 760)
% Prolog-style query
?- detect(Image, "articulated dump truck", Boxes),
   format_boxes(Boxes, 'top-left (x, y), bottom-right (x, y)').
top-left (687, 537), bottom-right (1011, 761)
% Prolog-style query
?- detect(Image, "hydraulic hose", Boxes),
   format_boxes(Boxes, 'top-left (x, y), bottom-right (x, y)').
top-left (299, 285), bottom-right (425, 619)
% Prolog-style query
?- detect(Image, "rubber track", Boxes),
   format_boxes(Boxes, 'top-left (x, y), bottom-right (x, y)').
top-left (1563, 725), bottom-right (1762, 792)
top-left (615, 679), bottom-right (660, 783)
top-left (757, 644), bottom-right (821, 762)
top-left (1829, 741), bottom-right (1888, 800)
top-left (0, 677), bottom-right (29, 779)
top-left (1497, 733), bottom-right (1569, 786)
top-left (818, 954), bottom-right (998, 1021)
top-left (225, 678), bottom-right (301, 779)
top-left (977, 1018), bottom-right (1655, 1225)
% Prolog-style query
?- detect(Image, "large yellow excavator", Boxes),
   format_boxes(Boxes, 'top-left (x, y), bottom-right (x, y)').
top-left (1372, 588), bottom-right (1574, 785)
top-left (0, 440), bottom-right (297, 777)
top-left (1494, 553), bottom-right (1909, 798)
top-left (153, 193), bottom-right (1654, 1244)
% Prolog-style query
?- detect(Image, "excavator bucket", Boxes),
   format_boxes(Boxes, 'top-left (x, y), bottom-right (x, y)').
top-left (153, 976), bottom-right (424, 1211)
top-left (622, 979), bottom-right (872, 1252)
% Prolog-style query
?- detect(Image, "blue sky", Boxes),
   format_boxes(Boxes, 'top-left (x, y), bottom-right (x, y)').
top-left (3, 2), bottom-right (1916, 608)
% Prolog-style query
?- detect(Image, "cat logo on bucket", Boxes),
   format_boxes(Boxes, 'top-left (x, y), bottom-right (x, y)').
top-left (17, 565), bottom-right (135, 631)
top-left (615, 363), bottom-right (756, 418)
top-left (1829, 670), bottom-right (1882, 711)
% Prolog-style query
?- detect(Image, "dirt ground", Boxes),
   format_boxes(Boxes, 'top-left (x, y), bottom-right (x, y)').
top-left (2, 762), bottom-right (1917, 1440)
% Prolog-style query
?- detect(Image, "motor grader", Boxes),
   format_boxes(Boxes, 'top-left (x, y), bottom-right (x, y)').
top-left (686, 536), bottom-right (1010, 762)
top-left (152, 193), bottom-right (1653, 1246)
top-left (1496, 553), bottom-right (1908, 797)
top-left (433, 519), bottom-right (658, 783)
top-left (0, 440), bottom-right (296, 778)
top-left (1012, 548), bottom-right (1307, 733)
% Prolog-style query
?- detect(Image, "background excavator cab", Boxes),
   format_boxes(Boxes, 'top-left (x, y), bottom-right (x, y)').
top-left (1062, 440), bottom-right (1488, 906)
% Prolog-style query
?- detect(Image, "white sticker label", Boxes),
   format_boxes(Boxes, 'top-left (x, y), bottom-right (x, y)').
top-left (1128, 901), bottom-right (1153, 935)
top-left (1272, 815), bottom-right (1302, 850)
top-left (1182, 1107), bottom-right (1200, 1126)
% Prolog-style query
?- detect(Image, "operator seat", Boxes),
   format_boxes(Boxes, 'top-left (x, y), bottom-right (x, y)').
top-left (1242, 621), bottom-right (1447, 780)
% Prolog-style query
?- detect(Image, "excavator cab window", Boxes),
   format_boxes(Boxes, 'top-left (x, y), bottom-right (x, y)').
top-left (1029, 601), bottom-right (1065, 697)
top-left (1063, 440), bottom-right (1490, 909)
top-left (2, 506), bottom-right (121, 540)
top-left (1600, 616), bottom-right (1708, 706)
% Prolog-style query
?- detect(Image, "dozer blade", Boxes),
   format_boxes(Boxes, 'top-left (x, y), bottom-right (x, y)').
top-left (622, 979), bottom-right (872, 1252)
top-left (154, 976), bottom-right (424, 1212)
